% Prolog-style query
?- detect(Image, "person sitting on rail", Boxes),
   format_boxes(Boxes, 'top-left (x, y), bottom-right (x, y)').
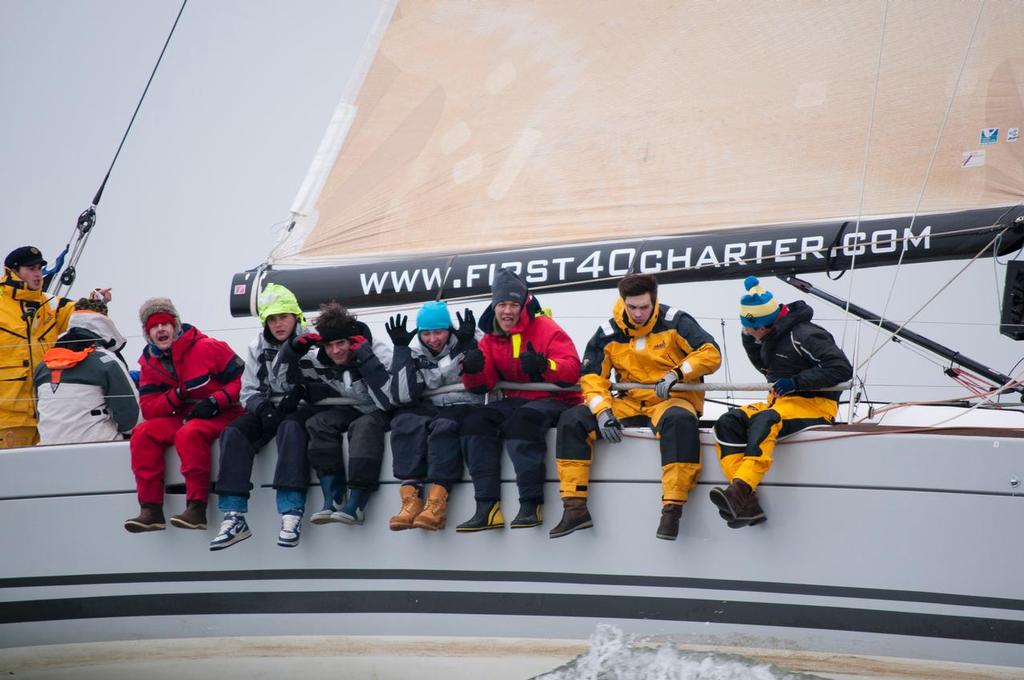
top-left (457, 268), bottom-right (582, 532)
top-left (209, 284), bottom-right (323, 551)
top-left (0, 245), bottom-right (111, 448)
top-left (34, 295), bottom-right (139, 445)
top-left (710, 276), bottom-right (853, 528)
top-left (125, 298), bottom-right (245, 534)
top-left (552, 273), bottom-right (722, 541)
top-left (385, 300), bottom-right (483, 532)
top-left (277, 302), bottom-right (393, 527)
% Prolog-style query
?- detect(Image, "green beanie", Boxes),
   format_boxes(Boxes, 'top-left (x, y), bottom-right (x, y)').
top-left (258, 283), bottom-right (305, 325)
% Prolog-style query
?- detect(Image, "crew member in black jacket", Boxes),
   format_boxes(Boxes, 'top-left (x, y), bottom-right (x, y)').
top-left (710, 276), bottom-right (852, 528)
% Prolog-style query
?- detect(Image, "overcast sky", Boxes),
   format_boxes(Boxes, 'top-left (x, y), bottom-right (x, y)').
top-left (2, 0), bottom-right (1021, 407)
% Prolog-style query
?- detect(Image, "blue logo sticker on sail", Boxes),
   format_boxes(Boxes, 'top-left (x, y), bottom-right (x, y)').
top-left (1008, 128), bottom-right (1020, 143)
top-left (980, 128), bottom-right (999, 144)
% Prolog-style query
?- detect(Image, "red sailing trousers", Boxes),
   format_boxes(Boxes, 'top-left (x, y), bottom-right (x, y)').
top-left (130, 412), bottom-right (239, 504)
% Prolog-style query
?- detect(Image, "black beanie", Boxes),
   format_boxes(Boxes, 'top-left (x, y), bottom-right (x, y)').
top-left (491, 268), bottom-right (528, 305)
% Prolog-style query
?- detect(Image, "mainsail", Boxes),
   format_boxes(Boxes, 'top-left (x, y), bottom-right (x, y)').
top-left (231, 0), bottom-right (1024, 314)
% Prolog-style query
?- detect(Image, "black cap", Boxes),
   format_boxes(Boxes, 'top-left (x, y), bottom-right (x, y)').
top-left (4, 246), bottom-right (46, 270)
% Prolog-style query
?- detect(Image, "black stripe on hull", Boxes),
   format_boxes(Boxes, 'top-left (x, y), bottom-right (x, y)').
top-left (2, 569), bottom-right (1021, 613)
top-left (1, 590), bottom-right (1021, 646)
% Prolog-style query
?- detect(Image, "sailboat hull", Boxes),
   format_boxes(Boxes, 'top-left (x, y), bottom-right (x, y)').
top-left (2, 424), bottom-right (1022, 668)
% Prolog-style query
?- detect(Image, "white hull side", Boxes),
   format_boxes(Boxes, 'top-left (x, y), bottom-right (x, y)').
top-left (1, 427), bottom-right (1022, 668)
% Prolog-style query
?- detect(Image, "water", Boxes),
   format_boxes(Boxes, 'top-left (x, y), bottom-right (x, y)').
top-left (534, 625), bottom-right (826, 680)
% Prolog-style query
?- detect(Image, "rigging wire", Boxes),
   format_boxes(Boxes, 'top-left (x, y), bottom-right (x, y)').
top-left (858, 0), bottom-right (987, 391)
top-left (46, 0), bottom-right (188, 300)
top-left (838, 0), bottom-right (889, 422)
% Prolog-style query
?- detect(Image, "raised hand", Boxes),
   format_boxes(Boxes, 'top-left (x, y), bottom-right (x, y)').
top-left (290, 332), bottom-right (322, 355)
top-left (454, 308), bottom-right (477, 346)
top-left (385, 314), bottom-right (416, 347)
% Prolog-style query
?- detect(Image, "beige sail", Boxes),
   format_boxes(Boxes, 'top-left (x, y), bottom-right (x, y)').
top-left (272, 0), bottom-right (1024, 267)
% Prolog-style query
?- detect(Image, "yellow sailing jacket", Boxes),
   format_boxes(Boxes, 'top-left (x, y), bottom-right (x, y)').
top-left (580, 299), bottom-right (721, 416)
top-left (0, 271), bottom-right (75, 429)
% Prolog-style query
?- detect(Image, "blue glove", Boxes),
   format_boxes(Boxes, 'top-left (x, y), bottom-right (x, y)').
top-left (596, 409), bottom-right (623, 443)
top-left (772, 377), bottom-right (797, 395)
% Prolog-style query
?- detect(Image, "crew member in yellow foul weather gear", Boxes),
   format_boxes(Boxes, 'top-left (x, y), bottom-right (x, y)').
top-left (552, 273), bottom-right (721, 541)
top-left (710, 276), bottom-right (853, 529)
top-left (0, 246), bottom-right (79, 448)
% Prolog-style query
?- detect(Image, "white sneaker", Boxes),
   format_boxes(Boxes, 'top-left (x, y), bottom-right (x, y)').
top-left (278, 513), bottom-right (302, 548)
top-left (209, 512), bottom-right (251, 551)
top-left (310, 503), bottom-right (341, 524)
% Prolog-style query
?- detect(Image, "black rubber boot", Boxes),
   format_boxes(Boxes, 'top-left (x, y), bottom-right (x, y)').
top-left (548, 497), bottom-right (593, 539)
top-left (455, 500), bottom-right (504, 532)
top-left (510, 499), bottom-right (543, 528)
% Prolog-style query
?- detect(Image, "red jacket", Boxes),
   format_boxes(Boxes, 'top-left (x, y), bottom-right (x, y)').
top-left (138, 324), bottom-right (245, 420)
top-left (462, 297), bottom-right (582, 405)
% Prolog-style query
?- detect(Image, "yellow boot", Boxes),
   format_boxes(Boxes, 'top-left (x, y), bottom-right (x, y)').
top-left (413, 485), bottom-right (449, 531)
top-left (388, 484), bottom-right (424, 531)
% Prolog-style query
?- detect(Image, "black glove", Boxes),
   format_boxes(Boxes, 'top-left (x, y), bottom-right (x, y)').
top-left (772, 377), bottom-right (797, 396)
top-left (188, 397), bottom-right (220, 420)
top-left (385, 314), bottom-right (416, 347)
top-left (461, 347), bottom-right (485, 375)
top-left (454, 308), bottom-right (477, 348)
top-left (290, 332), bottom-right (322, 355)
top-left (350, 335), bottom-right (375, 364)
top-left (256, 400), bottom-right (283, 430)
top-left (596, 409), bottom-right (623, 443)
top-left (278, 384), bottom-right (306, 414)
top-left (519, 341), bottom-right (549, 381)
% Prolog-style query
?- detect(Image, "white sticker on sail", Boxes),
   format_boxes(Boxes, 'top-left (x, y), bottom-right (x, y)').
top-left (961, 150), bottom-right (985, 168)
top-left (1008, 128), bottom-right (1020, 143)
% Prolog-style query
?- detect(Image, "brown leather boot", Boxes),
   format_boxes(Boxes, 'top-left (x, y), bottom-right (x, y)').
top-left (389, 484), bottom-right (425, 531)
top-left (548, 497), bottom-right (593, 539)
top-left (656, 503), bottom-right (683, 540)
top-left (169, 500), bottom-right (208, 530)
top-left (710, 479), bottom-right (766, 527)
top-left (413, 485), bottom-right (449, 531)
top-left (124, 503), bottom-right (166, 533)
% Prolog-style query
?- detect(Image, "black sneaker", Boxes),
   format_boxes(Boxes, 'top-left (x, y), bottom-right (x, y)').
top-left (510, 500), bottom-right (543, 528)
top-left (455, 500), bottom-right (504, 532)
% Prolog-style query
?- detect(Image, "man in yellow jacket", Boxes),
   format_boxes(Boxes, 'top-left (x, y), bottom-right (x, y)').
top-left (1, 246), bottom-right (79, 448)
top-left (552, 273), bottom-right (721, 540)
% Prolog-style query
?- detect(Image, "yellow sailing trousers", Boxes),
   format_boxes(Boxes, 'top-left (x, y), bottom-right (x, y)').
top-left (713, 395), bottom-right (837, 490)
top-left (0, 426), bottom-right (39, 449)
top-left (556, 397), bottom-right (701, 505)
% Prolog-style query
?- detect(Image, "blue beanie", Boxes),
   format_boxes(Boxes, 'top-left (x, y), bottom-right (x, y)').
top-left (739, 276), bottom-right (781, 328)
top-left (417, 301), bottom-right (452, 331)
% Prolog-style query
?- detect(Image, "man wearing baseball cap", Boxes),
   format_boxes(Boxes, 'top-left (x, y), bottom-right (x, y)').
top-left (0, 245), bottom-right (110, 448)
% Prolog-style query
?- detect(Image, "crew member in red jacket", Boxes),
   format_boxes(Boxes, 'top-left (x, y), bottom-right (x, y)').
top-left (457, 268), bottom-right (581, 532)
top-left (124, 298), bottom-right (244, 534)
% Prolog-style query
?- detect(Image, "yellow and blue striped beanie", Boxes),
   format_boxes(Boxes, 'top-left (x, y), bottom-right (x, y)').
top-left (739, 276), bottom-right (780, 328)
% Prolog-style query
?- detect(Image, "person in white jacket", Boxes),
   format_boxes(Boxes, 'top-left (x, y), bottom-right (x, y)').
top-left (34, 297), bottom-right (139, 445)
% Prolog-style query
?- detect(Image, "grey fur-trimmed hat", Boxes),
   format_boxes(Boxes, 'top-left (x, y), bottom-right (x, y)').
top-left (139, 297), bottom-right (182, 334)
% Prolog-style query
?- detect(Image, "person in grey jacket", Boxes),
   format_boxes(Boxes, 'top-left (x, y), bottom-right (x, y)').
top-left (209, 283), bottom-right (320, 552)
top-left (385, 301), bottom-right (483, 532)
top-left (34, 297), bottom-right (139, 445)
top-left (278, 302), bottom-right (393, 526)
